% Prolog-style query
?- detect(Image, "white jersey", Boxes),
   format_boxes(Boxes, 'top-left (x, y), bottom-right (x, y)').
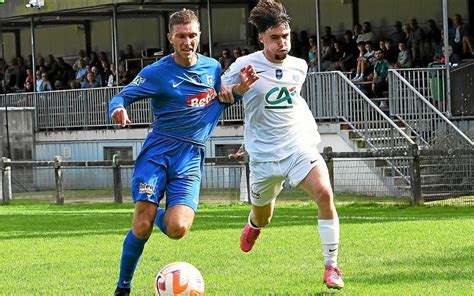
top-left (222, 51), bottom-right (320, 162)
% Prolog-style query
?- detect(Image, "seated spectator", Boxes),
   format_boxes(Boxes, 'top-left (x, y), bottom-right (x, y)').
top-left (341, 30), bottom-right (359, 70)
top-left (218, 48), bottom-right (233, 73)
top-left (319, 38), bottom-right (334, 71)
top-left (81, 72), bottom-right (100, 89)
top-left (54, 80), bottom-right (67, 91)
top-left (46, 54), bottom-right (59, 82)
top-left (352, 24), bottom-right (362, 42)
top-left (232, 47), bottom-right (242, 62)
top-left (383, 39), bottom-right (399, 64)
top-left (89, 52), bottom-right (102, 72)
top-left (72, 49), bottom-right (90, 72)
top-left (70, 60), bottom-right (88, 89)
top-left (408, 18), bottom-right (426, 66)
top-left (124, 44), bottom-right (136, 59)
top-left (242, 48), bottom-right (250, 56)
top-left (35, 70), bottom-right (43, 91)
top-left (307, 36), bottom-right (319, 73)
top-left (38, 73), bottom-right (53, 92)
top-left (352, 41), bottom-right (375, 81)
top-left (371, 49), bottom-right (391, 100)
top-left (107, 63), bottom-right (118, 87)
top-left (22, 80), bottom-right (34, 93)
top-left (395, 41), bottom-right (413, 68)
top-left (328, 41), bottom-right (349, 71)
top-left (322, 26), bottom-right (337, 48)
top-left (437, 46), bottom-right (462, 64)
top-left (91, 66), bottom-right (103, 87)
top-left (25, 68), bottom-right (34, 86)
top-left (57, 57), bottom-right (74, 88)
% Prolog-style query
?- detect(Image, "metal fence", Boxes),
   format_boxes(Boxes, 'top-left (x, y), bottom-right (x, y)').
top-left (3, 149), bottom-right (472, 206)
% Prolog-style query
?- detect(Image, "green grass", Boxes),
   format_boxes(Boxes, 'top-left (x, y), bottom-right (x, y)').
top-left (0, 200), bottom-right (473, 295)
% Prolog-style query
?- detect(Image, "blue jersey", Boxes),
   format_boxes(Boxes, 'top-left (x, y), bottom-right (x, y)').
top-left (109, 54), bottom-right (225, 145)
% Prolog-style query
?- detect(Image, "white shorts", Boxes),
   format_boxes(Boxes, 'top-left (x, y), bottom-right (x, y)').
top-left (249, 146), bottom-right (326, 206)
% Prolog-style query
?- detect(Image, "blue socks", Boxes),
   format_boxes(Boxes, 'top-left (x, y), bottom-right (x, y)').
top-left (117, 230), bottom-right (147, 289)
top-left (154, 207), bottom-right (167, 235)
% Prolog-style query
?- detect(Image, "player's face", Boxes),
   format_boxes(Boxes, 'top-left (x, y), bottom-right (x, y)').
top-left (259, 24), bottom-right (291, 63)
top-left (168, 21), bottom-right (201, 66)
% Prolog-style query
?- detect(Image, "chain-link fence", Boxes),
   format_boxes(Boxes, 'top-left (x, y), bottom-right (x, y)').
top-left (2, 149), bottom-right (473, 206)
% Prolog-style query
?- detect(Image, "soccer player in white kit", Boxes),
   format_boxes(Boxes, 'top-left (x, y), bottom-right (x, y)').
top-left (221, 0), bottom-right (344, 289)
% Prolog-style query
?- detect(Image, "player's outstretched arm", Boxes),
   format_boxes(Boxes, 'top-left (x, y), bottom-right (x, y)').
top-left (219, 65), bottom-right (259, 104)
top-left (111, 108), bottom-right (131, 127)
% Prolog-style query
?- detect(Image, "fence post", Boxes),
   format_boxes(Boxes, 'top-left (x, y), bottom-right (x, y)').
top-left (54, 155), bottom-right (64, 205)
top-left (2, 157), bottom-right (12, 203)
top-left (323, 146), bottom-right (335, 192)
top-left (112, 154), bottom-right (123, 204)
top-left (408, 144), bottom-right (422, 206)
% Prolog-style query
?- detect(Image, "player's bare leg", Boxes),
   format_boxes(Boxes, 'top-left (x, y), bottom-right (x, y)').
top-left (163, 204), bottom-right (196, 239)
top-left (299, 165), bottom-right (344, 289)
top-left (240, 199), bottom-right (275, 252)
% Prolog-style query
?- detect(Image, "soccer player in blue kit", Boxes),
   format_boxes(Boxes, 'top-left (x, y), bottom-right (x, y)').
top-left (110, 9), bottom-right (258, 295)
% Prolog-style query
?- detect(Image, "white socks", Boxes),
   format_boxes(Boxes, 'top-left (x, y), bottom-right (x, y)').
top-left (318, 218), bottom-right (340, 267)
top-left (248, 213), bottom-right (260, 229)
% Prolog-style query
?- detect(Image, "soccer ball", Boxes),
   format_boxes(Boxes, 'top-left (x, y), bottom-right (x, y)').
top-left (154, 262), bottom-right (205, 296)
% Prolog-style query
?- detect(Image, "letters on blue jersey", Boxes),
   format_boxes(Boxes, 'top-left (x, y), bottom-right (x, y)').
top-left (108, 54), bottom-right (226, 145)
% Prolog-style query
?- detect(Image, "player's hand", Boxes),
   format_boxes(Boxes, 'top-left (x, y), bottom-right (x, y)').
top-left (233, 65), bottom-right (259, 96)
top-left (112, 108), bottom-right (131, 127)
top-left (218, 84), bottom-right (235, 104)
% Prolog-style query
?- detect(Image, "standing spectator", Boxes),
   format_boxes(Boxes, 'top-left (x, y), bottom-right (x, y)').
top-left (383, 39), bottom-right (399, 64)
top-left (22, 80), bottom-right (34, 93)
top-left (38, 73), bottom-right (53, 92)
top-left (299, 30), bottom-right (310, 61)
top-left (357, 21), bottom-right (376, 43)
top-left (352, 24), bottom-right (362, 42)
top-left (453, 14), bottom-right (474, 58)
top-left (46, 54), bottom-right (59, 83)
top-left (25, 68), bottom-right (34, 86)
top-left (390, 21), bottom-right (406, 47)
top-left (242, 48), bottom-right (250, 56)
top-left (89, 52), bottom-right (102, 72)
top-left (123, 44), bottom-right (136, 59)
top-left (426, 19), bottom-right (442, 62)
top-left (289, 31), bottom-right (302, 58)
top-left (71, 60), bottom-right (88, 89)
top-left (408, 18), bottom-right (426, 66)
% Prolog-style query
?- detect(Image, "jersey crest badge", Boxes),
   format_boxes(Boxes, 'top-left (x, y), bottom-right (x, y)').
top-left (207, 75), bottom-right (214, 87)
top-left (131, 75), bottom-right (146, 86)
top-left (275, 69), bottom-right (283, 80)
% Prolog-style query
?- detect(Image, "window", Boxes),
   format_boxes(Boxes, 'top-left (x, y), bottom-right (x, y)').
top-left (215, 144), bottom-right (242, 157)
top-left (104, 147), bottom-right (133, 160)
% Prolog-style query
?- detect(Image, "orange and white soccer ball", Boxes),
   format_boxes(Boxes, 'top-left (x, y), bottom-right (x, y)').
top-left (154, 262), bottom-right (205, 296)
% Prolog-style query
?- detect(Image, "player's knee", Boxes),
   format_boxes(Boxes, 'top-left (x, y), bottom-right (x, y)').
top-left (133, 220), bottom-right (154, 240)
top-left (166, 222), bottom-right (191, 240)
top-left (315, 186), bottom-right (333, 207)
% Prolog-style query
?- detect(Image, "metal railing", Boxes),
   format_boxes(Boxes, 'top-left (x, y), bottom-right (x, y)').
top-left (309, 72), bottom-right (416, 184)
top-left (0, 87), bottom-right (244, 130)
top-left (389, 69), bottom-right (473, 148)
top-left (393, 66), bottom-right (449, 114)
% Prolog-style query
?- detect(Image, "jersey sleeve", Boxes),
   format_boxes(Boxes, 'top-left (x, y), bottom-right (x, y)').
top-left (108, 66), bottom-right (158, 119)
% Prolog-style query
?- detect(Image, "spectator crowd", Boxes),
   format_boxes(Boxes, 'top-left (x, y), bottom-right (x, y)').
top-left (1, 14), bottom-right (472, 97)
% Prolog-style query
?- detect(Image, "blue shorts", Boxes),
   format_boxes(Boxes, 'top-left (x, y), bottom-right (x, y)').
top-left (131, 134), bottom-right (204, 211)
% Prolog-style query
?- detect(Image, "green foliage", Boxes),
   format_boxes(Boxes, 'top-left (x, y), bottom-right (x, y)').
top-left (0, 201), bottom-right (472, 295)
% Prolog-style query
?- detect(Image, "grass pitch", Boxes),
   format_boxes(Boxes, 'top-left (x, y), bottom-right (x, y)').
top-left (0, 200), bottom-right (473, 295)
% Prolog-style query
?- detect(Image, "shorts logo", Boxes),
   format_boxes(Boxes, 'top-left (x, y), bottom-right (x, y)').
top-left (251, 190), bottom-right (261, 200)
top-left (139, 183), bottom-right (155, 195)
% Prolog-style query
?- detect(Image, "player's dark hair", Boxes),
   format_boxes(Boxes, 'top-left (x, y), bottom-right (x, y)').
top-left (249, 0), bottom-right (291, 33)
top-left (169, 9), bottom-right (200, 32)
